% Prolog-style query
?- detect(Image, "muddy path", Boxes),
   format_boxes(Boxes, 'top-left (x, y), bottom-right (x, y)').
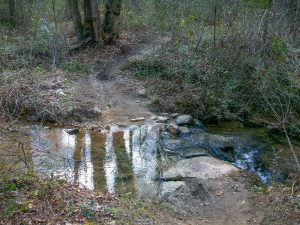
top-left (72, 34), bottom-right (154, 127)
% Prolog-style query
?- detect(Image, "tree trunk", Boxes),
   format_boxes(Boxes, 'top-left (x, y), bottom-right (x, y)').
top-left (8, 0), bottom-right (16, 26)
top-left (68, 0), bottom-right (84, 41)
top-left (83, 0), bottom-right (93, 38)
top-left (90, 0), bottom-right (103, 42)
top-left (104, 0), bottom-right (122, 44)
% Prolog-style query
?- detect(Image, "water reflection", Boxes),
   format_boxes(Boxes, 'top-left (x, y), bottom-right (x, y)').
top-left (113, 131), bottom-right (134, 193)
top-left (30, 125), bottom-right (162, 197)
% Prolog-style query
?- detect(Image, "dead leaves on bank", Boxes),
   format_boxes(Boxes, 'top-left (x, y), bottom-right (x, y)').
top-left (0, 173), bottom-right (117, 224)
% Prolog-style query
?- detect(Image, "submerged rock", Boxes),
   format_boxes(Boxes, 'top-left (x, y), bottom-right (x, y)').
top-left (204, 133), bottom-right (234, 151)
top-left (175, 115), bottom-right (193, 126)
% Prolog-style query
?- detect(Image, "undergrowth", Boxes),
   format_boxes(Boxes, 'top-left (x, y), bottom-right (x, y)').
top-left (130, 0), bottom-right (300, 129)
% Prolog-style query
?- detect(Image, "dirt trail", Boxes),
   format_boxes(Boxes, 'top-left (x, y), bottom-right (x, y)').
top-left (74, 35), bottom-right (153, 127)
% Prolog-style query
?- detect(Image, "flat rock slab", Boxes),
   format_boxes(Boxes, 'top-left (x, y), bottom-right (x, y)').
top-left (161, 181), bottom-right (185, 196)
top-left (162, 156), bottom-right (238, 181)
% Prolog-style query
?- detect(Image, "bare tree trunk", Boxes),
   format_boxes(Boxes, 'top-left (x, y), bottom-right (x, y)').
top-left (90, 0), bottom-right (103, 42)
top-left (68, 0), bottom-right (84, 41)
top-left (104, 0), bottom-right (122, 44)
top-left (83, 0), bottom-right (93, 38)
top-left (8, 0), bottom-right (16, 26)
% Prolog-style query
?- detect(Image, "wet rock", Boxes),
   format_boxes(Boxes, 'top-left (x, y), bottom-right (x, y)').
top-left (161, 181), bottom-right (185, 196)
top-left (131, 117), bottom-right (145, 122)
top-left (164, 139), bottom-right (182, 151)
top-left (178, 126), bottom-right (190, 134)
top-left (65, 128), bottom-right (79, 135)
top-left (161, 113), bottom-right (169, 117)
top-left (157, 116), bottom-right (168, 123)
top-left (204, 133), bottom-right (234, 151)
top-left (167, 123), bottom-right (180, 135)
top-left (162, 156), bottom-right (238, 181)
top-left (150, 115), bottom-right (158, 120)
top-left (175, 115), bottom-right (193, 126)
top-left (184, 148), bottom-right (209, 159)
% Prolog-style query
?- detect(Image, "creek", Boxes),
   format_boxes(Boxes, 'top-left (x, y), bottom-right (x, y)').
top-left (19, 122), bottom-right (300, 197)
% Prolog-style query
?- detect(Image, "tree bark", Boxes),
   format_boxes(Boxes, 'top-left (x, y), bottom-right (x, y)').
top-left (8, 0), bottom-right (16, 26)
top-left (83, 0), bottom-right (93, 39)
top-left (90, 0), bottom-right (103, 42)
top-left (68, 0), bottom-right (84, 41)
top-left (104, 0), bottom-right (122, 44)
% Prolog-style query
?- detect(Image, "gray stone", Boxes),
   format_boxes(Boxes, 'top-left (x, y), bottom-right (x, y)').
top-left (161, 181), bottom-right (185, 196)
top-left (178, 126), bottom-right (190, 134)
top-left (175, 115), bottom-right (193, 126)
top-left (150, 115), bottom-right (158, 120)
top-left (162, 156), bottom-right (238, 181)
top-left (92, 106), bottom-right (102, 115)
top-left (137, 88), bottom-right (146, 96)
top-left (157, 116), bottom-right (168, 123)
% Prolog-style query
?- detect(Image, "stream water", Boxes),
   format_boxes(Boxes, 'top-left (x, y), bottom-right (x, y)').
top-left (12, 122), bottom-right (300, 197)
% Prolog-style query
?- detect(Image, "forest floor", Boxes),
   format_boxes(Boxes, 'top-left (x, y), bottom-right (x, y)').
top-left (1, 31), bottom-right (300, 224)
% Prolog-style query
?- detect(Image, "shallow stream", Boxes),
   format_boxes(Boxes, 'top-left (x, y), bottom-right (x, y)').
top-left (11, 122), bottom-right (300, 197)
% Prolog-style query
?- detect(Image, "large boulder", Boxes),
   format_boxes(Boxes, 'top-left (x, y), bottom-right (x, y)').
top-left (175, 115), bottom-right (193, 126)
top-left (162, 156), bottom-right (238, 181)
